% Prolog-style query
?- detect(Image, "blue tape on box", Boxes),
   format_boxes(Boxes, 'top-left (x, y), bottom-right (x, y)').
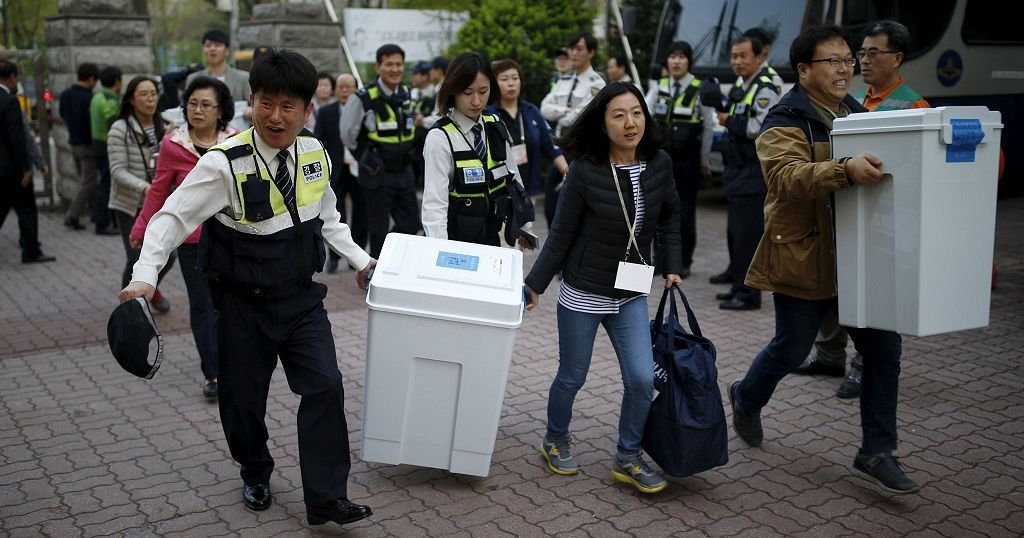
top-left (946, 119), bottom-right (984, 163)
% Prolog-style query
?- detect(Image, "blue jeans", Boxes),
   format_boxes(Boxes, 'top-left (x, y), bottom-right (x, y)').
top-left (547, 298), bottom-right (655, 455)
top-left (733, 293), bottom-right (902, 454)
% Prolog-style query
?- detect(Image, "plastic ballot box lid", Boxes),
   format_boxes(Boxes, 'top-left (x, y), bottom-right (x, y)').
top-left (829, 105), bottom-right (1001, 140)
top-left (366, 234), bottom-right (524, 328)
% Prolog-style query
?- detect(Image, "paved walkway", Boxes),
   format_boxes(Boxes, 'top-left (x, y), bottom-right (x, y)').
top-left (1, 197), bottom-right (1022, 537)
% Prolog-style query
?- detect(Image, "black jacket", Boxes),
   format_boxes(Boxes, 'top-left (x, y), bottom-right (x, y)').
top-left (525, 150), bottom-right (683, 299)
top-left (0, 88), bottom-right (29, 180)
top-left (313, 101), bottom-right (345, 182)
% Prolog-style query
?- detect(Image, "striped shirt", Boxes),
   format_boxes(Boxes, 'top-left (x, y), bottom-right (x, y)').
top-left (558, 162), bottom-right (647, 314)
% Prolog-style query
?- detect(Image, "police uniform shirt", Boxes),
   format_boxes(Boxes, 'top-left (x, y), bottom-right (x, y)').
top-left (731, 72), bottom-right (781, 139)
top-left (130, 129), bottom-right (372, 287)
top-left (760, 60), bottom-right (785, 91)
top-left (540, 65), bottom-right (606, 135)
top-left (339, 76), bottom-right (409, 152)
top-left (644, 72), bottom-right (717, 166)
top-left (421, 109), bottom-right (527, 239)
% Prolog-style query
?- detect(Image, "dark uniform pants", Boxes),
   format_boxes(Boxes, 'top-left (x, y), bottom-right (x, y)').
top-left (330, 166), bottom-right (368, 261)
top-left (0, 178), bottom-right (43, 260)
top-left (214, 282), bottom-right (351, 504)
top-left (363, 166), bottom-right (420, 259)
top-left (726, 192), bottom-right (765, 305)
top-left (670, 146), bottom-right (701, 269)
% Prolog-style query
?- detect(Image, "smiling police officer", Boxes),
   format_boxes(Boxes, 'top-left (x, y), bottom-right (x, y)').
top-left (119, 48), bottom-right (375, 528)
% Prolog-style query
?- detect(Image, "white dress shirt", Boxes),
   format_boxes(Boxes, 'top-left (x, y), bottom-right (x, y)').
top-left (643, 72), bottom-right (717, 167)
top-left (421, 109), bottom-right (526, 240)
top-left (131, 128), bottom-right (371, 287)
top-left (540, 66), bottom-right (606, 136)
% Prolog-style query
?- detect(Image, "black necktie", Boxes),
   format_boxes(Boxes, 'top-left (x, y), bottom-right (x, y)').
top-left (672, 81), bottom-right (682, 101)
top-left (471, 124), bottom-right (486, 162)
top-left (566, 76), bottom-right (579, 108)
top-left (274, 150), bottom-right (295, 207)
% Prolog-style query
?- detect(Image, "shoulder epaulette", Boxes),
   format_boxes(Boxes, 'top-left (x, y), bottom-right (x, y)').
top-left (220, 144), bottom-right (253, 161)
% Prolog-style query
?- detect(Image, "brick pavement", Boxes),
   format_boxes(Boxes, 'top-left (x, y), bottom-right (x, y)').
top-left (1, 197), bottom-right (1022, 537)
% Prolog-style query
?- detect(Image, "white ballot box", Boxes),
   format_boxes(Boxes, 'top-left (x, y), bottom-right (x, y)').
top-left (831, 106), bottom-right (1002, 336)
top-left (362, 234), bottom-right (524, 476)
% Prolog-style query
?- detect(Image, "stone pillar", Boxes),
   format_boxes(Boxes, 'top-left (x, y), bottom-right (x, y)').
top-left (45, 0), bottom-right (156, 210)
top-left (239, 2), bottom-right (343, 74)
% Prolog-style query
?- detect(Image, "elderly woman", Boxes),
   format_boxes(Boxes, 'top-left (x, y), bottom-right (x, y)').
top-left (525, 82), bottom-right (684, 494)
top-left (130, 77), bottom-right (238, 399)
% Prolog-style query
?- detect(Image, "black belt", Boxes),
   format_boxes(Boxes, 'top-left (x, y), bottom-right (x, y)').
top-left (204, 271), bottom-right (312, 300)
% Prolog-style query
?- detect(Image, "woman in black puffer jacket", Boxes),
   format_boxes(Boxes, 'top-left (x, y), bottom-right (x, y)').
top-left (524, 82), bottom-right (683, 494)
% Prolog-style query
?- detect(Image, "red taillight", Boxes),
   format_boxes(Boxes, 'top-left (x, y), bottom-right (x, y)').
top-left (43, 90), bottom-right (53, 101)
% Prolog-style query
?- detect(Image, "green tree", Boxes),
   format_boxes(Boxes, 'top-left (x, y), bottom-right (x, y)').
top-left (1, 0), bottom-right (59, 49)
top-left (608, 0), bottom-right (662, 84)
top-left (447, 0), bottom-right (597, 104)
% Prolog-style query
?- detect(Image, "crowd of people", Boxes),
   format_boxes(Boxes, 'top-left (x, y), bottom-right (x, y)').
top-left (0, 15), bottom-right (934, 529)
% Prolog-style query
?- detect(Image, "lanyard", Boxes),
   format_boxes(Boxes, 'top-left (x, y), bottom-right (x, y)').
top-left (609, 162), bottom-right (647, 265)
top-left (516, 111), bottom-right (525, 144)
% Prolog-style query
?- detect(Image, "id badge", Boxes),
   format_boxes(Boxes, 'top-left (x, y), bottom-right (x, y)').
top-left (510, 143), bottom-right (528, 166)
top-left (614, 261), bottom-right (655, 293)
top-left (463, 166), bottom-right (486, 184)
top-left (654, 102), bottom-right (668, 116)
top-left (405, 117), bottom-right (414, 130)
top-left (673, 106), bottom-right (693, 116)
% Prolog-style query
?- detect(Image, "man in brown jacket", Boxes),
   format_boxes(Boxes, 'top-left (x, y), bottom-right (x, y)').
top-left (727, 25), bottom-right (920, 495)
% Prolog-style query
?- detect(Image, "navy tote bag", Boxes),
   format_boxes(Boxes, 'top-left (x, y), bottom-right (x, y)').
top-left (643, 285), bottom-right (728, 477)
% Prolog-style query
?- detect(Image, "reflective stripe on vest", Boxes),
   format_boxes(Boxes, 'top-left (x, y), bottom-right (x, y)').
top-left (729, 74), bottom-right (775, 116)
top-left (365, 85), bottom-right (416, 145)
top-left (210, 128), bottom-right (330, 231)
top-left (655, 77), bottom-right (702, 125)
top-left (439, 114), bottom-right (510, 199)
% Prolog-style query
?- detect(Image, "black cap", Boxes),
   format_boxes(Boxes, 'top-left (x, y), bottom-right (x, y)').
top-left (108, 297), bottom-right (164, 379)
top-left (412, 61), bottom-right (431, 75)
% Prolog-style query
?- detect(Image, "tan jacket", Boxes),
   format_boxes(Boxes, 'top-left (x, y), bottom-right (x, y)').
top-left (744, 84), bottom-right (867, 300)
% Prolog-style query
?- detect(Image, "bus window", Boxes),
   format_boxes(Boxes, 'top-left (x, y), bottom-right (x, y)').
top-left (842, 0), bottom-right (956, 60)
top-left (962, 0), bottom-right (1022, 45)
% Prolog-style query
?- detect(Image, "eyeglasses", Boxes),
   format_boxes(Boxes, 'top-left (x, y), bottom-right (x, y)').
top-left (856, 49), bottom-right (898, 60)
top-left (135, 91), bottom-right (159, 99)
top-left (808, 56), bottom-right (857, 68)
top-left (186, 101), bottom-right (219, 112)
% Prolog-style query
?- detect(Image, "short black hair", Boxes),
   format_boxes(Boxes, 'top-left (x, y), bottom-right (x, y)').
top-left (557, 81), bottom-right (661, 164)
top-left (249, 48), bottom-right (318, 102)
top-left (376, 44), bottom-right (405, 64)
top-left (183, 76), bottom-right (234, 132)
top-left (865, 19), bottom-right (911, 56)
top-left (732, 34), bottom-right (765, 56)
top-left (431, 56), bottom-right (449, 71)
top-left (666, 41), bottom-right (694, 67)
top-left (742, 27), bottom-right (773, 47)
top-left (317, 71), bottom-right (335, 92)
top-left (0, 59), bottom-right (17, 79)
top-left (609, 54), bottom-right (628, 69)
top-left (437, 52), bottom-right (497, 114)
top-left (252, 46), bottom-right (273, 66)
top-left (100, 66), bottom-right (122, 88)
top-left (568, 32), bottom-right (598, 52)
top-left (554, 47), bottom-right (569, 59)
top-left (790, 25), bottom-right (853, 69)
top-left (202, 29), bottom-right (230, 47)
top-left (77, 63), bottom-right (100, 82)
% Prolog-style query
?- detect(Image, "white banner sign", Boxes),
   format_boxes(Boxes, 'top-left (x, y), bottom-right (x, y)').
top-left (343, 9), bottom-right (469, 63)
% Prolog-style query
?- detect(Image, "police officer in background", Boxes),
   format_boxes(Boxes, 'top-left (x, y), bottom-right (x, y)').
top-left (645, 41), bottom-right (715, 278)
top-left (713, 33), bottom-right (780, 310)
top-left (743, 27), bottom-right (785, 90)
top-left (540, 32), bottom-right (606, 226)
top-left (410, 61), bottom-right (436, 182)
top-left (119, 49), bottom-right (374, 528)
top-left (340, 43), bottom-right (422, 258)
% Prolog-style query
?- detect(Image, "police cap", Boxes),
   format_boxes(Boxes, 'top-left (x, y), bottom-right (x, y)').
top-left (107, 297), bottom-right (164, 379)
top-left (412, 61), bottom-right (431, 75)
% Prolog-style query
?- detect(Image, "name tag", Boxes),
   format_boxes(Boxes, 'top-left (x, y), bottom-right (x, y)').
top-left (654, 102), bottom-right (668, 115)
top-left (405, 117), bottom-right (414, 130)
top-left (734, 103), bottom-right (747, 115)
top-left (463, 166), bottom-right (486, 184)
top-left (377, 121), bottom-right (398, 131)
top-left (614, 262), bottom-right (654, 293)
top-left (510, 143), bottom-right (528, 166)
top-left (302, 161), bottom-right (324, 182)
top-left (673, 106), bottom-right (693, 116)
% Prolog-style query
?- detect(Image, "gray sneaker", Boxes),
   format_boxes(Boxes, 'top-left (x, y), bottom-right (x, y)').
top-left (539, 435), bottom-right (579, 475)
top-left (611, 453), bottom-right (667, 494)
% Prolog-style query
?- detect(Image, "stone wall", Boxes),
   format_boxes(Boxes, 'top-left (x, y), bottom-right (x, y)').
top-left (239, 2), bottom-right (343, 74)
top-left (45, 2), bottom-right (156, 212)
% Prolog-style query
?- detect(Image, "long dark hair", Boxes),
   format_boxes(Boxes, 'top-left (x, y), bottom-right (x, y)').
top-left (557, 82), bottom-right (661, 163)
top-left (436, 52), bottom-right (498, 115)
top-left (116, 75), bottom-right (164, 146)
top-left (182, 76), bottom-right (234, 132)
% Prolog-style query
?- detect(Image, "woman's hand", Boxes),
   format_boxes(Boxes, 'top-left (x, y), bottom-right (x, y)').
top-left (129, 237), bottom-right (142, 249)
top-left (664, 273), bottom-right (683, 288)
top-left (524, 285), bottom-right (539, 311)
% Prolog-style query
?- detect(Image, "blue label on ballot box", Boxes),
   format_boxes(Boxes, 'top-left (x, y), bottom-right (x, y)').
top-left (436, 251), bottom-right (480, 272)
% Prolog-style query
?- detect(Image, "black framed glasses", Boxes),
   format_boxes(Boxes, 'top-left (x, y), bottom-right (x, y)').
top-left (809, 56), bottom-right (857, 68)
top-left (856, 49), bottom-right (899, 60)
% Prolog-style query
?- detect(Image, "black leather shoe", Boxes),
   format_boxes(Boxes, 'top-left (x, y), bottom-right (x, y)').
top-left (836, 365), bottom-right (862, 399)
top-left (852, 451), bottom-right (920, 494)
top-left (22, 253), bottom-right (56, 264)
top-left (243, 483), bottom-right (272, 511)
top-left (715, 291), bottom-right (735, 301)
top-left (203, 380), bottom-right (218, 400)
top-left (96, 225), bottom-right (119, 236)
top-left (719, 297), bottom-right (760, 310)
top-left (729, 380), bottom-right (763, 447)
top-left (709, 271), bottom-right (734, 285)
top-left (306, 498), bottom-right (372, 526)
top-left (793, 356), bottom-right (845, 377)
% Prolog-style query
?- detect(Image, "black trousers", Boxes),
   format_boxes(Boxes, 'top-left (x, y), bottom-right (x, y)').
top-left (329, 168), bottom-right (368, 262)
top-left (0, 178), bottom-right (42, 260)
top-left (670, 146), bottom-right (701, 269)
top-left (92, 140), bottom-right (114, 230)
top-left (213, 282), bottom-right (351, 504)
top-left (115, 210), bottom-right (176, 289)
top-left (177, 243), bottom-right (218, 380)
top-left (726, 192), bottom-right (765, 304)
top-left (363, 167), bottom-right (420, 259)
